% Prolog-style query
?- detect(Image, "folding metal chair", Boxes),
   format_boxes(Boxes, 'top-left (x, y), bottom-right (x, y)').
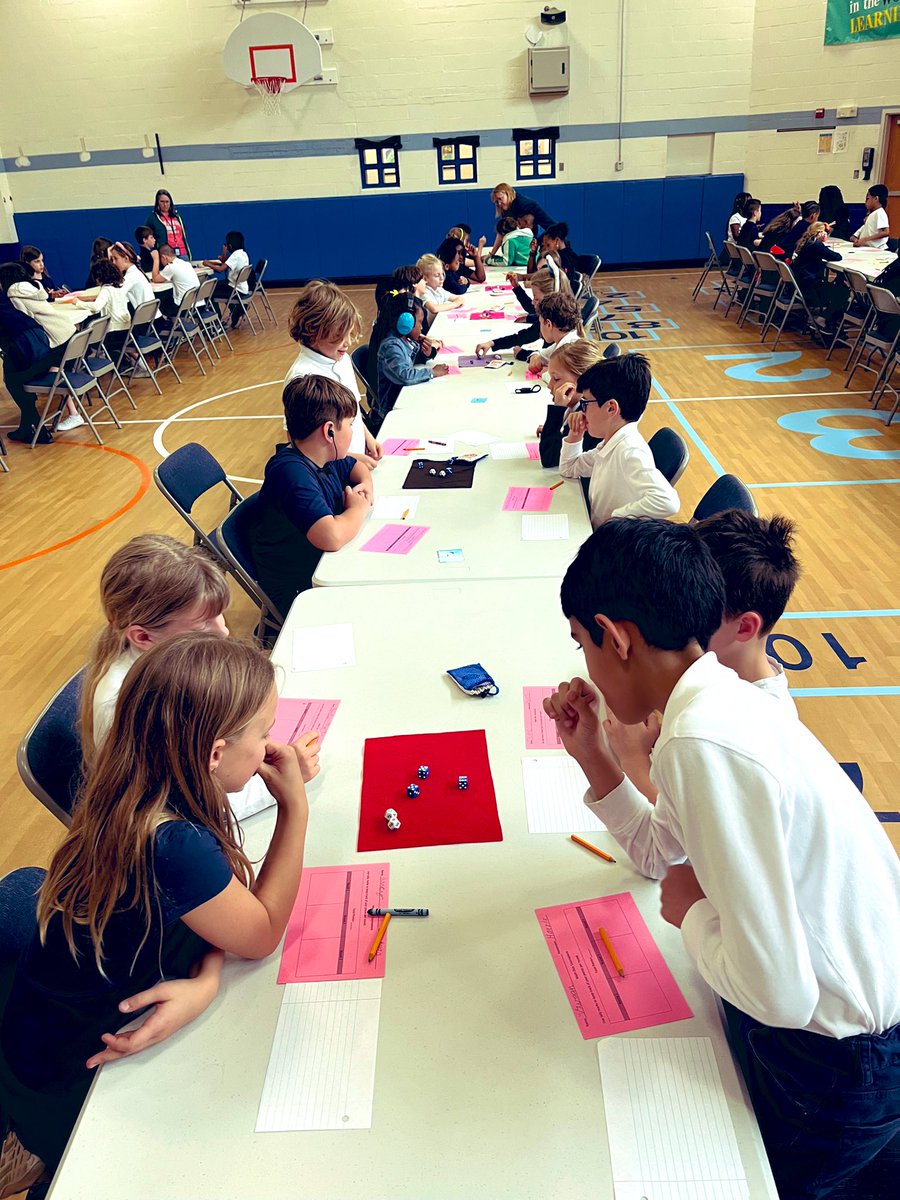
top-left (647, 428), bottom-right (690, 486)
top-left (24, 327), bottom-right (122, 446)
top-left (162, 286), bottom-right (214, 376)
top-left (350, 344), bottom-right (375, 415)
top-left (220, 265), bottom-right (259, 335)
top-left (828, 269), bottom-right (872, 364)
top-left (116, 298), bottom-right (181, 395)
top-left (216, 493), bottom-right (285, 644)
top-left (692, 233), bottom-right (727, 301)
top-left (153, 442), bottom-right (243, 563)
top-left (724, 245), bottom-right (758, 320)
top-left (691, 474), bottom-right (757, 521)
top-left (568, 270), bottom-right (584, 301)
top-left (17, 667), bottom-right (85, 827)
top-left (738, 251), bottom-right (780, 329)
top-left (248, 257), bottom-right (277, 326)
top-left (845, 286), bottom-right (900, 396)
top-left (870, 345), bottom-right (900, 425)
top-left (0, 432), bottom-right (8, 473)
top-left (575, 253), bottom-right (601, 289)
top-left (80, 315), bottom-right (136, 412)
top-left (196, 276), bottom-right (233, 356)
top-left (581, 294), bottom-right (600, 337)
top-left (766, 260), bottom-right (828, 350)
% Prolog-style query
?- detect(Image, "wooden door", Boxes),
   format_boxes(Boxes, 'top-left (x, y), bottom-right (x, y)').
top-left (884, 113), bottom-right (900, 233)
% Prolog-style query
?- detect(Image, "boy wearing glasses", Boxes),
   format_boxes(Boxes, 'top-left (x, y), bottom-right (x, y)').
top-left (559, 353), bottom-right (680, 529)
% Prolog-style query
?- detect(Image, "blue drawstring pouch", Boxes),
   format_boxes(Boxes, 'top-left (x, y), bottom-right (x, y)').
top-left (446, 663), bottom-right (499, 698)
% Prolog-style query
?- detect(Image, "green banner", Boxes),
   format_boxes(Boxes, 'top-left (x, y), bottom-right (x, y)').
top-left (825, 0), bottom-right (900, 43)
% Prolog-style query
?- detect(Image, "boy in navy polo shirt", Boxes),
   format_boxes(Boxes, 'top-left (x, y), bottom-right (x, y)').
top-left (249, 375), bottom-right (373, 618)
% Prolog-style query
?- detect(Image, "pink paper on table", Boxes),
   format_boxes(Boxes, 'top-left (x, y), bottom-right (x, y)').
top-left (469, 309), bottom-right (505, 320)
top-left (278, 863), bottom-right (390, 983)
top-left (436, 344), bottom-right (464, 355)
top-left (361, 523), bottom-right (429, 554)
top-left (446, 312), bottom-right (470, 321)
top-left (526, 442), bottom-right (540, 461)
top-left (382, 438), bottom-right (422, 456)
top-left (444, 365), bottom-right (461, 376)
top-left (270, 698), bottom-right (340, 747)
top-left (502, 486), bottom-right (553, 512)
top-left (535, 891), bottom-right (692, 1038)
top-left (522, 686), bottom-right (563, 749)
top-left (485, 284), bottom-right (513, 294)
top-left (525, 368), bottom-right (543, 381)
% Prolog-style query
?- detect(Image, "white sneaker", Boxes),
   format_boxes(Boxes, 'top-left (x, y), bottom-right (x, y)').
top-left (56, 413), bottom-right (86, 431)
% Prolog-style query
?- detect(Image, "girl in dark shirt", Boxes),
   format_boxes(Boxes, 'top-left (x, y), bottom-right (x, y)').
top-left (792, 222), bottom-right (849, 327)
top-left (0, 636), bottom-right (310, 1192)
top-left (818, 185), bottom-right (852, 242)
top-left (436, 237), bottom-right (485, 292)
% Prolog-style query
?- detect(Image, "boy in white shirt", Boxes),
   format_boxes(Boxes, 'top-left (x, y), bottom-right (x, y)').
top-left (544, 517), bottom-right (900, 1200)
top-left (527, 291), bottom-right (582, 372)
top-left (559, 353), bottom-right (680, 529)
top-left (204, 230), bottom-right (250, 329)
top-left (417, 254), bottom-right (465, 317)
top-left (154, 242), bottom-right (203, 310)
top-left (851, 184), bottom-right (890, 250)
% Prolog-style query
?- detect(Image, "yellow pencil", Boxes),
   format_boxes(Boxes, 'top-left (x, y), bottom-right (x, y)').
top-left (401, 508), bottom-right (410, 521)
top-left (570, 834), bottom-right (616, 863)
top-left (598, 926), bottom-right (625, 977)
top-left (368, 912), bottom-right (391, 961)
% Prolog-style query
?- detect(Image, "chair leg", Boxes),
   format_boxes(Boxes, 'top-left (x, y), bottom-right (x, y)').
top-left (691, 259), bottom-right (712, 301)
top-left (771, 294), bottom-right (796, 350)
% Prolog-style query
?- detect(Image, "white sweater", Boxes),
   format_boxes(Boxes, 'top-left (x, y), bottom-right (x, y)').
top-left (559, 422), bottom-right (680, 528)
top-left (80, 284), bottom-right (131, 331)
top-left (284, 345), bottom-right (366, 456)
top-left (93, 648), bottom-right (274, 822)
top-left (6, 282), bottom-right (91, 348)
top-left (585, 653), bottom-right (900, 1038)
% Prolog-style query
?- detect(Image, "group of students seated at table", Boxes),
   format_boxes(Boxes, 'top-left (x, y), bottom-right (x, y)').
top-left (723, 183), bottom-right (897, 331)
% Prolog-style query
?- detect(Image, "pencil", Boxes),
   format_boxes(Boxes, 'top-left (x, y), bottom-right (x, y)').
top-left (368, 912), bottom-right (391, 961)
top-left (406, 447), bottom-right (425, 452)
top-left (401, 508), bottom-right (410, 521)
top-left (304, 735), bottom-right (319, 749)
top-left (570, 834), bottom-right (616, 863)
top-left (549, 480), bottom-right (565, 491)
top-left (598, 926), bottom-right (625, 977)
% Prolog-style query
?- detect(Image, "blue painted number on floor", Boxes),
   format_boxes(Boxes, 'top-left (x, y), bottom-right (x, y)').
top-left (777, 409), bottom-right (900, 460)
top-left (704, 351), bottom-right (830, 383)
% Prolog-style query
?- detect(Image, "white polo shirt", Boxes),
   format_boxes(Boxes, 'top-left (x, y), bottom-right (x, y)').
top-left (225, 248), bottom-right (250, 293)
top-left (584, 653), bottom-right (900, 1038)
top-left (284, 345), bottom-right (366, 456)
top-left (559, 421), bottom-right (681, 528)
top-left (854, 207), bottom-right (889, 250)
top-left (753, 657), bottom-right (796, 714)
top-left (161, 257), bottom-right (202, 306)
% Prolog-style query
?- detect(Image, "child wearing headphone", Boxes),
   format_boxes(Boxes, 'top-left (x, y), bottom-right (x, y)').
top-left (374, 293), bottom-right (449, 428)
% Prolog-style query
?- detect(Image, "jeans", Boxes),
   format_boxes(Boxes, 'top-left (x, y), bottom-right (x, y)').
top-left (0, 868), bottom-right (45, 964)
top-left (723, 999), bottom-right (900, 1199)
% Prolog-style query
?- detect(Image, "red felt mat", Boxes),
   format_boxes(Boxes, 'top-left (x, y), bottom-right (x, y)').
top-left (358, 730), bottom-right (503, 851)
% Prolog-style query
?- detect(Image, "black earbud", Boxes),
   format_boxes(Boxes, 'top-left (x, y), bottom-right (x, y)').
top-left (328, 429), bottom-right (335, 439)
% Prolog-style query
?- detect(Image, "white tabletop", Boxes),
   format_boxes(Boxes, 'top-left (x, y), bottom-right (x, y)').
top-left (49, 581), bottom-right (777, 1200)
top-left (825, 238), bottom-right (895, 280)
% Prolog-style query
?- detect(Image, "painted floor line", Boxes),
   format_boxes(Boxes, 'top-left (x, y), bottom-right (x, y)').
top-left (782, 609), bottom-right (900, 619)
top-left (790, 686), bottom-right (900, 697)
top-left (748, 478), bottom-right (900, 489)
top-left (664, 390), bottom-right (870, 402)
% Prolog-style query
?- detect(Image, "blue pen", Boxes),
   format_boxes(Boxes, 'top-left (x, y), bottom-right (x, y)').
top-left (367, 907), bottom-right (429, 918)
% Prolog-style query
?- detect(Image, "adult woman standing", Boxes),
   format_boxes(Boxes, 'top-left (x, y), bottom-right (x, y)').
top-left (489, 183), bottom-right (556, 255)
top-left (146, 189), bottom-right (191, 259)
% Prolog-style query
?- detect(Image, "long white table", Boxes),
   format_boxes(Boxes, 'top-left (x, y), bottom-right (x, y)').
top-left (48, 581), bottom-right (777, 1200)
top-left (825, 238), bottom-right (895, 280)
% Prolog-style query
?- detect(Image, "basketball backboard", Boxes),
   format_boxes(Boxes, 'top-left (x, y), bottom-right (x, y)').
top-left (223, 12), bottom-right (322, 92)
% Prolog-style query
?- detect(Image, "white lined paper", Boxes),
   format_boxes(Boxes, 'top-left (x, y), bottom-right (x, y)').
top-left (489, 441), bottom-right (530, 460)
top-left (522, 513), bottom-right (569, 540)
top-left (292, 623), bottom-right (356, 672)
top-left (598, 1037), bottom-right (750, 1200)
top-left (256, 979), bottom-right (382, 1131)
top-left (521, 756), bottom-right (605, 833)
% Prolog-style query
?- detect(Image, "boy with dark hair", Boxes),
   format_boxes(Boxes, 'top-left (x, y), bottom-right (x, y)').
top-left (852, 184), bottom-right (890, 249)
top-left (527, 291), bottom-right (582, 372)
top-left (558, 353), bottom-right (679, 528)
top-left (133, 225), bottom-right (159, 276)
top-left (248, 375), bottom-right (373, 617)
top-left (545, 517), bottom-right (900, 1200)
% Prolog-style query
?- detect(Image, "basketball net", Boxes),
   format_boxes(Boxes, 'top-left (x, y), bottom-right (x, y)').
top-left (251, 76), bottom-right (285, 116)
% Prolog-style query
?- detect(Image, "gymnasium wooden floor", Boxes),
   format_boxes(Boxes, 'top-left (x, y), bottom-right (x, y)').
top-left (1, 268), bottom-right (898, 888)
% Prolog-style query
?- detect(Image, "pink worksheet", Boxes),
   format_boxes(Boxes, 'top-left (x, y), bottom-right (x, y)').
top-left (446, 312), bottom-right (470, 321)
top-left (444, 365), bottom-right (461, 376)
top-left (525, 368), bottom-right (544, 381)
top-left (485, 285), bottom-right (513, 295)
top-left (502, 487), bottom-right (553, 512)
top-left (361, 523), bottom-right (429, 554)
top-left (535, 892), bottom-right (692, 1039)
top-left (278, 863), bottom-right (390, 983)
top-left (522, 686), bottom-right (563, 750)
top-left (526, 442), bottom-right (540, 460)
top-left (436, 344), bottom-right (464, 355)
top-left (270, 698), bottom-right (340, 747)
top-left (469, 309), bottom-right (505, 320)
top-left (382, 438), bottom-right (423, 455)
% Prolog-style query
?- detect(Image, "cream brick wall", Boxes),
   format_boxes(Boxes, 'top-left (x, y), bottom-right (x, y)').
top-left (0, 0), bottom-right (755, 213)
top-left (745, 0), bottom-right (899, 198)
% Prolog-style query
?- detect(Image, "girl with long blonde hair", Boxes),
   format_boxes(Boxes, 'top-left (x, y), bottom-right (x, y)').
top-left (0, 635), bottom-right (309, 1189)
top-left (82, 534), bottom-right (320, 811)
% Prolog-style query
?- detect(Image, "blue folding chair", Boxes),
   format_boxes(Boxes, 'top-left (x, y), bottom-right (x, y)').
top-left (691, 474), bottom-right (757, 521)
top-left (23, 326), bottom-right (122, 447)
top-left (117, 297), bottom-right (181, 395)
top-left (648, 428), bottom-right (690, 486)
top-left (216, 493), bottom-right (285, 643)
top-left (17, 668), bottom-right (85, 826)
top-left (153, 442), bottom-right (243, 563)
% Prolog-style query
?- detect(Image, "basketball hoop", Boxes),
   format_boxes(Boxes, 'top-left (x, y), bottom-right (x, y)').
top-left (251, 75), bottom-right (286, 115)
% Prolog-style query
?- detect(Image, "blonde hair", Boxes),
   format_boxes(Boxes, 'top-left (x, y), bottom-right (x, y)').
top-left (527, 265), bottom-right (572, 300)
top-left (288, 280), bottom-right (361, 347)
top-left (492, 183), bottom-right (517, 215)
top-left (550, 338), bottom-right (606, 378)
top-left (794, 221), bottom-right (827, 256)
top-left (416, 253), bottom-right (442, 274)
top-left (81, 535), bottom-right (230, 760)
top-left (40, 635), bottom-right (273, 971)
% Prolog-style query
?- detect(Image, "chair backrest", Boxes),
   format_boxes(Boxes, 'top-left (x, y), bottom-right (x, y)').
top-left (576, 253), bottom-right (601, 279)
top-left (736, 245), bottom-right (756, 267)
top-left (217, 494), bottom-right (285, 627)
top-left (569, 269), bottom-right (584, 299)
top-left (173, 285), bottom-right (200, 319)
top-left (254, 258), bottom-right (268, 283)
top-left (154, 443), bottom-right (242, 532)
top-left (844, 269), bottom-right (870, 301)
top-left (647, 427), bottom-right (690, 485)
top-left (866, 284), bottom-right (900, 317)
top-left (350, 344), bottom-right (373, 412)
top-left (705, 231), bottom-right (718, 257)
top-left (233, 265), bottom-right (253, 288)
top-left (775, 259), bottom-right (797, 285)
top-left (59, 326), bottom-right (93, 367)
top-left (691, 474), bottom-right (757, 522)
top-left (724, 241), bottom-right (741, 264)
top-left (753, 251), bottom-right (780, 274)
top-left (197, 275), bottom-right (217, 303)
top-left (581, 294), bottom-right (599, 326)
top-left (83, 316), bottom-right (111, 349)
top-left (130, 298), bottom-right (160, 328)
top-left (17, 668), bottom-right (85, 826)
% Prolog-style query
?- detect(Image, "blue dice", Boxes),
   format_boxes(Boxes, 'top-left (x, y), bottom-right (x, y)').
top-left (415, 460), bottom-right (425, 469)
top-left (417, 765), bottom-right (430, 779)
top-left (458, 776), bottom-right (468, 790)
top-left (406, 784), bottom-right (420, 798)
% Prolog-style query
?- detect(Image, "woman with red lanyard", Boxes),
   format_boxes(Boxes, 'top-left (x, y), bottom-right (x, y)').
top-left (146, 189), bottom-right (191, 259)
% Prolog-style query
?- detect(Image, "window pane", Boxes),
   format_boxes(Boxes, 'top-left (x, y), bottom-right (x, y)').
top-left (364, 149), bottom-right (377, 165)
top-left (440, 143), bottom-right (455, 161)
top-left (442, 164), bottom-right (457, 181)
top-left (519, 139), bottom-right (534, 156)
top-left (460, 162), bottom-right (474, 181)
top-left (364, 167), bottom-right (379, 185)
top-left (537, 160), bottom-right (553, 176)
top-left (382, 168), bottom-right (398, 185)
top-left (459, 143), bottom-right (473, 159)
top-left (538, 139), bottom-right (551, 155)
top-left (383, 147), bottom-right (395, 164)
top-left (519, 161), bottom-right (534, 177)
